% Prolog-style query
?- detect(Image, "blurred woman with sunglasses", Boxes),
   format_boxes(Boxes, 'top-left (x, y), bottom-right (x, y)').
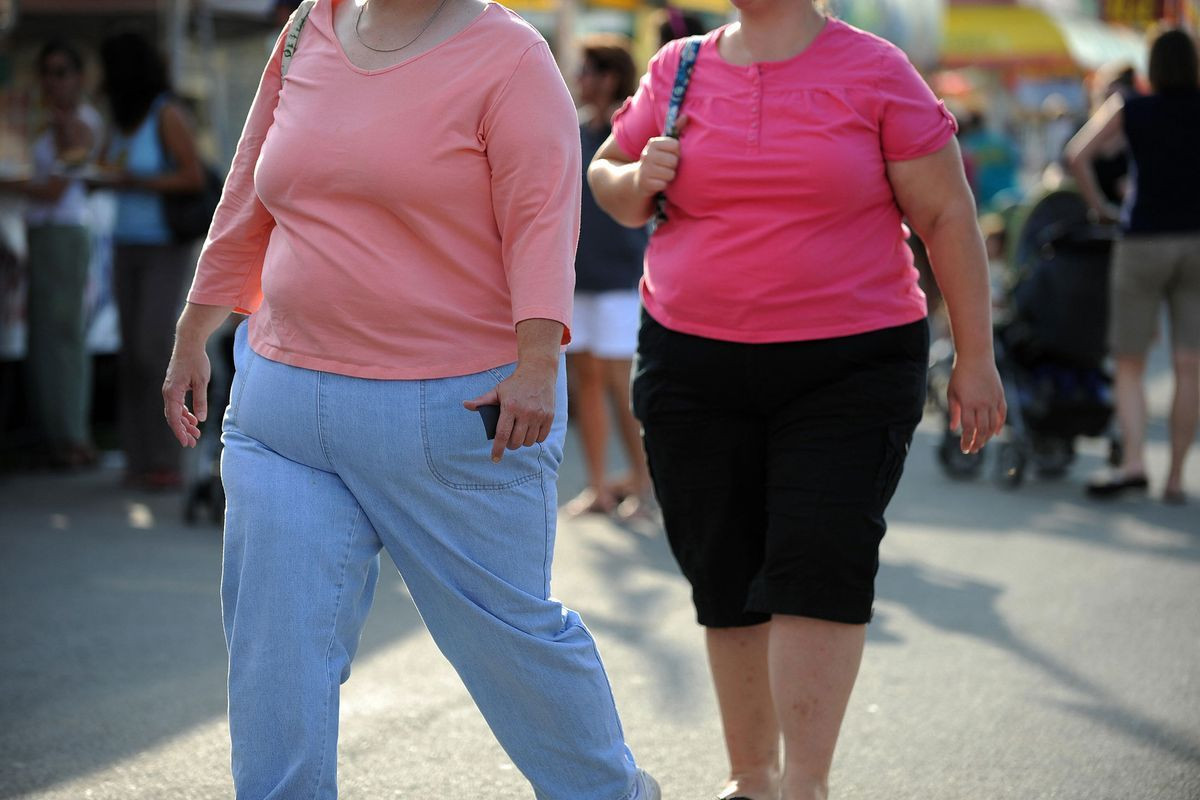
top-left (3, 42), bottom-right (104, 469)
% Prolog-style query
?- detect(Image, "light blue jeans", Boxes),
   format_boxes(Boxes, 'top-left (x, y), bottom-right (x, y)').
top-left (220, 322), bottom-right (639, 800)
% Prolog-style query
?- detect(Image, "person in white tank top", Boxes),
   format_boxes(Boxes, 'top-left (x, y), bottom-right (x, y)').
top-left (0, 41), bottom-right (103, 469)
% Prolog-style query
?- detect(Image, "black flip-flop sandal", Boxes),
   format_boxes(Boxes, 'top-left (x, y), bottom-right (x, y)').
top-left (1085, 472), bottom-right (1149, 498)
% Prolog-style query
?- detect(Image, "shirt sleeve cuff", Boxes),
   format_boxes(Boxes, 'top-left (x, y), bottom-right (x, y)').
top-left (512, 305), bottom-right (572, 346)
top-left (186, 290), bottom-right (260, 316)
top-left (882, 102), bottom-right (959, 162)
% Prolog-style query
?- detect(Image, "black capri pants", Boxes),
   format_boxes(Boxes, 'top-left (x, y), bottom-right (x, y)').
top-left (632, 311), bottom-right (928, 627)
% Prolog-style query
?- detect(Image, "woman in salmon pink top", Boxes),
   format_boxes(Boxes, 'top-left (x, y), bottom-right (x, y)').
top-left (159, 2), bottom-right (659, 798)
top-left (590, 1), bottom-right (1005, 798)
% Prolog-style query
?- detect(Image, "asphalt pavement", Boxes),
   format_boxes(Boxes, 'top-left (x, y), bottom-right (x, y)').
top-left (2, 349), bottom-right (1198, 800)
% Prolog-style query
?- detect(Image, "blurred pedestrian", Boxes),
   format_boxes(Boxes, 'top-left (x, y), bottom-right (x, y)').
top-left (1067, 27), bottom-right (1200, 505)
top-left (1, 41), bottom-right (103, 468)
top-left (565, 34), bottom-right (652, 517)
top-left (97, 32), bottom-right (205, 489)
top-left (161, 1), bottom-right (659, 798)
top-left (659, 7), bottom-right (707, 47)
top-left (274, 0), bottom-right (301, 25)
top-left (957, 109), bottom-right (1020, 212)
top-left (589, 0), bottom-right (1005, 797)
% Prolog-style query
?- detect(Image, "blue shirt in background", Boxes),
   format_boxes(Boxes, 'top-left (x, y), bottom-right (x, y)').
top-left (107, 95), bottom-right (173, 246)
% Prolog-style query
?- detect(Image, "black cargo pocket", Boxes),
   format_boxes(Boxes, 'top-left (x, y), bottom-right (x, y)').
top-left (877, 424), bottom-right (914, 506)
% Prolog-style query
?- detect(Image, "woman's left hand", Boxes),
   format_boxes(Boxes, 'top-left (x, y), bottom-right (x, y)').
top-left (464, 362), bottom-right (557, 463)
top-left (947, 354), bottom-right (1006, 454)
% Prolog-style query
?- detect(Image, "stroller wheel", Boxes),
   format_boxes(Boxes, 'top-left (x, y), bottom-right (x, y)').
top-left (993, 442), bottom-right (1026, 488)
top-left (938, 429), bottom-right (984, 479)
top-left (1033, 435), bottom-right (1074, 478)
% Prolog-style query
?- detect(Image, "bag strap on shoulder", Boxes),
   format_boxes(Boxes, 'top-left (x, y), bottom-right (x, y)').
top-left (653, 36), bottom-right (701, 228)
top-left (281, 0), bottom-right (318, 78)
top-left (662, 36), bottom-right (701, 138)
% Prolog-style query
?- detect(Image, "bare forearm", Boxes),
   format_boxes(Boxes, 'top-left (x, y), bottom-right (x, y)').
top-left (514, 318), bottom-right (564, 374)
top-left (923, 208), bottom-right (994, 360)
top-left (175, 302), bottom-right (234, 349)
top-left (133, 167), bottom-right (206, 195)
top-left (587, 159), bottom-right (654, 228)
top-left (27, 178), bottom-right (70, 202)
top-left (0, 177), bottom-right (69, 202)
top-left (1064, 97), bottom-right (1125, 219)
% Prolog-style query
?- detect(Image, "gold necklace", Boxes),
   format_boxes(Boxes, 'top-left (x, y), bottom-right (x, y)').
top-left (355, 0), bottom-right (452, 54)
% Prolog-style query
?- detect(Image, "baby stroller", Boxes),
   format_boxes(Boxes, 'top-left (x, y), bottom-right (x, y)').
top-left (183, 319), bottom-right (238, 524)
top-left (935, 189), bottom-right (1120, 487)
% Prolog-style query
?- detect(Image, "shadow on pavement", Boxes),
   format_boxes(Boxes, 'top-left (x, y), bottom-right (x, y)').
top-left (893, 424), bottom-right (1199, 562)
top-left (572, 518), bottom-right (705, 713)
top-left (0, 468), bottom-right (424, 798)
top-left (870, 425), bottom-right (1200, 769)
top-left (871, 556), bottom-right (1200, 769)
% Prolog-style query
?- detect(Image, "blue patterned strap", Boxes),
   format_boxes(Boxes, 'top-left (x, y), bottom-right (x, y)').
top-left (654, 37), bottom-right (701, 227)
top-left (663, 37), bottom-right (701, 138)
top-left (281, 0), bottom-right (318, 78)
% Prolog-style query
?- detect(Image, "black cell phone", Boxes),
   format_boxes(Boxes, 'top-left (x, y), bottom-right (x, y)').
top-left (477, 404), bottom-right (501, 440)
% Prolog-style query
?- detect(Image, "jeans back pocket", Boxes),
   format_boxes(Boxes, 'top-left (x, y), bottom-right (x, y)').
top-left (419, 364), bottom-right (543, 491)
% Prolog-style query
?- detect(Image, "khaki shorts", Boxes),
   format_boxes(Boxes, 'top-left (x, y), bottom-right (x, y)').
top-left (1110, 234), bottom-right (1200, 355)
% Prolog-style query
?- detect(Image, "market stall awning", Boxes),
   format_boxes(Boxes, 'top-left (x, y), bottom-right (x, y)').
top-left (943, 4), bottom-right (1147, 72)
top-left (1053, 13), bottom-right (1147, 72)
top-left (943, 5), bottom-right (1074, 69)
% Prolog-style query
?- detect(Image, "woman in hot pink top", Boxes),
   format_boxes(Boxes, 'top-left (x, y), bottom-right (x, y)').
top-left (590, 2), bottom-right (1005, 798)
top-left (159, 2), bottom-right (659, 799)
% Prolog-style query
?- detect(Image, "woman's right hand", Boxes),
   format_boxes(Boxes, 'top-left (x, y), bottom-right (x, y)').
top-left (162, 339), bottom-right (210, 448)
top-left (634, 115), bottom-right (688, 196)
top-left (162, 303), bottom-right (233, 446)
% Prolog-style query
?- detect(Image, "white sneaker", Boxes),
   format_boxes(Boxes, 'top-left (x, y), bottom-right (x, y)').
top-left (632, 768), bottom-right (662, 800)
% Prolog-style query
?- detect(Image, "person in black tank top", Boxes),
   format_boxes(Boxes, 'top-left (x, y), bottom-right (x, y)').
top-left (1067, 28), bottom-right (1200, 505)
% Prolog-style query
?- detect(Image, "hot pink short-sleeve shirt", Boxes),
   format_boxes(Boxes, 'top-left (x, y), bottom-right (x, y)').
top-left (612, 19), bottom-right (957, 343)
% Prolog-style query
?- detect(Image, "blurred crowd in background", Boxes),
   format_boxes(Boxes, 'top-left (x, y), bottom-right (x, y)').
top-left (0, 0), bottom-right (1196, 499)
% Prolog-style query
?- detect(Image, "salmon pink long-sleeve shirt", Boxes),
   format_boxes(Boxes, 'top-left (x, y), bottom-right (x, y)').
top-left (188, 1), bottom-right (580, 379)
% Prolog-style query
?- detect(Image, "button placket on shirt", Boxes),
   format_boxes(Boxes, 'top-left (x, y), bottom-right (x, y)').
top-left (748, 65), bottom-right (762, 149)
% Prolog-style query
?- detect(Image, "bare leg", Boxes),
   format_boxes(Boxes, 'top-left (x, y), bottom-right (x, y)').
top-left (707, 623), bottom-right (782, 800)
top-left (565, 352), bottom-right (616, 513)
top-left (1114, 355), bottom-right (1149, 477)
top-left (601, 357), bottom-right (652, 500)
top-left (1166, 349), bottom-right (1199, 496)
top-left (769, 615), bottom-right (866, 800)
